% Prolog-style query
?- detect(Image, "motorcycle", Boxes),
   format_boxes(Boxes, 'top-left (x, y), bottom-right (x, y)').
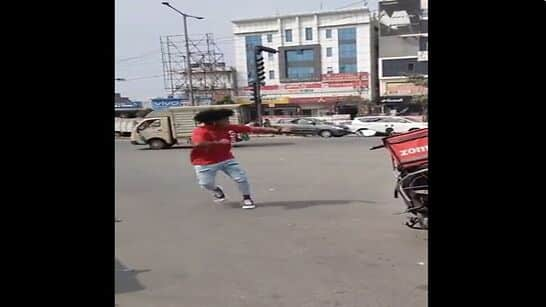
top-left (370, 128), bottom-right (428, 230)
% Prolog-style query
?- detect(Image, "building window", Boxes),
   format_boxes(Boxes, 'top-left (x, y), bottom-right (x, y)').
top-left (305, 27), bottom-right (313, 40)
top-left (267, 34), bottom-right (273, 43)
top-left (268, 52), bottom-right (274, 60)
top-left (285, 29), bottom-right (292, 42)
top-left (338, 28), bottom-right (357, 73)
top-left (269, 70), bottom-right (275, 80)
top-left (326, 29), bottom-right (332, 38)
top-left (419, 37), bottom-right (428, 51)
top-left (327, 67), bottom-right (333, 74)
top-left (284, 48), bottom-right (317, 81)
top-left (245, 35), bottom-right (262, 81)
top-left (382, 58), bottom-right (428, 77)
top-left (326, 47), bottom-right (332, 57)
top-left (420, 20), bottom-right (428, 33)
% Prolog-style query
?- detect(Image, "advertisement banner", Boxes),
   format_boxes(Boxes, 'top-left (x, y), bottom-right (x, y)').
top-left (242, 72), bottom-right (369, 95)
top-left (385, 82), bottom-right (427, 96)
top-left (114, 101), bottom-right (142, 110)
top-left (322, 72), bottom-right (368, 83)
top-left (151, 98), bottom-right (185, 110)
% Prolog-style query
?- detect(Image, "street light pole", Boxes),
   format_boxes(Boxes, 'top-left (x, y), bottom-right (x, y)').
top-left (182, 15), bottom-right (194, 106)
top-left (161, 2), bottom-right (204, 106)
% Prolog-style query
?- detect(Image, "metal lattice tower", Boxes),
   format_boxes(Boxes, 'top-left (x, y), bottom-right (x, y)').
top-left (160, 33), bottom-right (235, 103)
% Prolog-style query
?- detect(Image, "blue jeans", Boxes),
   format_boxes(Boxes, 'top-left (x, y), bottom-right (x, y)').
top-left (194, 159), bottom-right (251, 196)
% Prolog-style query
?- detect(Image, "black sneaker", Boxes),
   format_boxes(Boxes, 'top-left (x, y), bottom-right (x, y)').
top-left (242, 198), bottom-right (255, 209)
top-left (213, 186), bottom-right (226, 203)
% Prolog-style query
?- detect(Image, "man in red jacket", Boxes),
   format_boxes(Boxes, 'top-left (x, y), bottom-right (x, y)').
top-left (191, 109), bottom-right (288, 209)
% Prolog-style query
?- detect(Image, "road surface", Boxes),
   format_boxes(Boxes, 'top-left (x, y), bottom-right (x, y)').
top-left (116, 137), bottom-right (427, 307)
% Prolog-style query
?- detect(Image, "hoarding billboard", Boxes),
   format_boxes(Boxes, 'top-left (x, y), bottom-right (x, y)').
top-left (150, 98), bottom-right (185, 110)
top-left (114, 101), bottom-right (142, 110)
top-left (241, 72), bottom-right (369, 96)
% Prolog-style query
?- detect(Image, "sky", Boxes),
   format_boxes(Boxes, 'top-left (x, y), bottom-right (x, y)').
top-left (115, 0), bottom-right (378, 101)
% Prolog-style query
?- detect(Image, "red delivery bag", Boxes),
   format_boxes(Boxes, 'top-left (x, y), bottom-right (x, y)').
top-left (382, 128), bottom-right (428, 170)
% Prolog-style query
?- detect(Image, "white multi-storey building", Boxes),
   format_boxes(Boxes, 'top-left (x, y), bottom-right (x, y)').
top-left (232, 8), bottom-right (374, 116)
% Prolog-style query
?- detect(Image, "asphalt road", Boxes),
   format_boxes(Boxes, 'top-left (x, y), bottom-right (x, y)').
top-left (115, 136), bottom-right (427, 307)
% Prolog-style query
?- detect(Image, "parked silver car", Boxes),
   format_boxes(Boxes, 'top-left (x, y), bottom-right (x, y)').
top-left (273, 118), bottom-right (352, 137)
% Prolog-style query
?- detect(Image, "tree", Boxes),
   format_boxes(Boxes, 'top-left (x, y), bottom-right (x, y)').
top-left (410, 95), bottom-right (428, 118)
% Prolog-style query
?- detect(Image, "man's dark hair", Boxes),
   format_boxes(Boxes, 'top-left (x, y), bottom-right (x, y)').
top-left (194, 108), bottom-right (234, 124)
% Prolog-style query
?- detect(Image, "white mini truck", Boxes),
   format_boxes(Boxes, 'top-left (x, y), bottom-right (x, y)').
top-left (131, 104), bottom-right (252, 150)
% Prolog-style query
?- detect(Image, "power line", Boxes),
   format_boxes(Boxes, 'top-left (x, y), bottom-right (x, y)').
top-left (116, 49), bottom-right (161, 63)
top-left (116, 59), bottom-right (161, 67)
top-left (334, 0), bottom-right (367, 10)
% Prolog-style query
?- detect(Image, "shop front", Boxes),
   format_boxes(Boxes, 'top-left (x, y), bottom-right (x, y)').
top-left (379, 95), bottom-right (424, 115)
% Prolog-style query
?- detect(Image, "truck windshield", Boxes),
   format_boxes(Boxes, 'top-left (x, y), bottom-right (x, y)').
top-left (137, 119), bottom-right (160, 132)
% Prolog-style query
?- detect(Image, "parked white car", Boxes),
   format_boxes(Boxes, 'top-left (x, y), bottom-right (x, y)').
top-left (350, 116), bottom-right (428, 136)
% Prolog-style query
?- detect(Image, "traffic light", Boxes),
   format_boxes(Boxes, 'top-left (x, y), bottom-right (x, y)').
top-left (249, 81), bottom-right (259, 104)
top-left (251, 45), bottom-right (277, 126)
top-left (255, 54), bottom-right (266, 86)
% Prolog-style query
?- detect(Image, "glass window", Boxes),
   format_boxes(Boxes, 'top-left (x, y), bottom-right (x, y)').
top-left (386, 117), bottom-right (410, 123)
top-left (327, 67), bottom-right (333, 74)
top-left (339, 64), bottom-right (357, 73)
top-left (419, 37), bottom-right (428, 51)
top-left (287, 67), bottom-right (315, 79)
top-left (305, 28), bottom-right (313, 40)
top-left (286, 49), bottom-right (314, 62)
top-left (245, 35), bottom-right (262, 81)
top-left (338, 28), bottom-right (357, 73)
top-left (358, 118), bottom-right (380, 123)
top-left (285, 29), bottom-right (292, 42)
top-left (338, 28), bottom-right (356, 41)
top-left (326, 29), bottom-right (332, 38)
top-left (137, 119), bottom-right (160, 132)
top-left (326, 47), bottom-right (332, 57)
top-left (379, 118), bottom-right (398, 123)
top-left (268, 52), bottom-right (274, 60)
top-left (267, 34), bottom-right (272, 43)
top-left (283, 47), bottom-right (319, 81)
top-left (269, 70), bottom-right (275, 79)
top-left (296, 119), bottom-right (313, 125)
top-left (382, 58), bottom-right (428, 77)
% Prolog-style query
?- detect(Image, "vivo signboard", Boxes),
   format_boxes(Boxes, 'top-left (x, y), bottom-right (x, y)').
top-left (151, 98), bottom-right (186, 110)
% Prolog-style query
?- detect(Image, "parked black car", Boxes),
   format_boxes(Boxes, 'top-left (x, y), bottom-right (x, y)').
top-left (273, 118), bottom-right (352, 137)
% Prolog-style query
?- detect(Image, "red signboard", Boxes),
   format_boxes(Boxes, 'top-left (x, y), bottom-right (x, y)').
top-left (243, 72), bottom-right (369, 92)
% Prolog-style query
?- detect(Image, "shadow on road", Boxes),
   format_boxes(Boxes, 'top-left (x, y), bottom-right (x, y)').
top-left (226, 199), bottom-right (377, 210)
top-left (138, 142), bottom-right (295, 150)
top-left (115, 258), bottom-right (150, 294)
